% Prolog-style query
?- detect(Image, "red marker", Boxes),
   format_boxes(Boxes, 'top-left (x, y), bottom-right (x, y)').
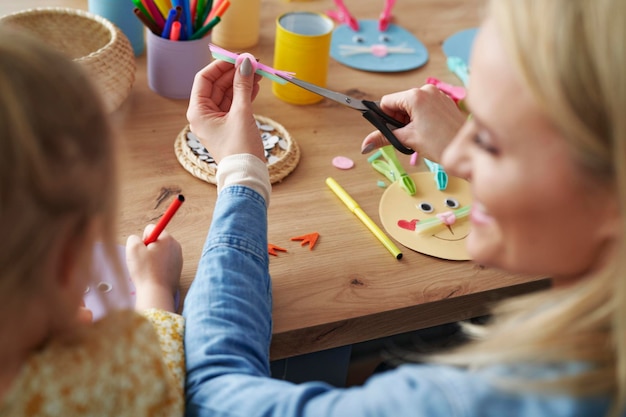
top-left (170, 21), bottom-right (181, 41)
top-left (144, 194), bottom-right (185, 245)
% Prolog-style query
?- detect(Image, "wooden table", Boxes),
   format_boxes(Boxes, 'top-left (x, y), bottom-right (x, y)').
top-left (2, 0), bottom-right (549, 362)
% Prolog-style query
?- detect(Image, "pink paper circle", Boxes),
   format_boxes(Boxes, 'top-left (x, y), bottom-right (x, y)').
top-left (332, 156), bottom-right (354, 170)
top-left (235, 52), bottom-right (259, 72)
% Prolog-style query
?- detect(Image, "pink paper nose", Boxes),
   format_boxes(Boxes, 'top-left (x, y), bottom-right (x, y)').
top-left (436, 211), bottom-right (456, 225)
top-left (371, 44), bottom-right (389, 57)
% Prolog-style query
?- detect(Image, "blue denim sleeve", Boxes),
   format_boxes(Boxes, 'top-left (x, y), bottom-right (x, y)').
top-left (182, 186), bottom-right (608, 417)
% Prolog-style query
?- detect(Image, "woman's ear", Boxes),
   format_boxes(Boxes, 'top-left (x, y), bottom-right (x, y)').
top-left (593, 190), bottom-right (622, 246)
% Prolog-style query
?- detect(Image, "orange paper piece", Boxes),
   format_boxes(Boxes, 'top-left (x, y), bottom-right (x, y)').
top-left (290, 232), bottom-right (320, 250)
top-left (268, 243), bottom-right (288, 256)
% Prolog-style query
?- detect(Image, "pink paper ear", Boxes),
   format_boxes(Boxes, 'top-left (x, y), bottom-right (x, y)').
top-left (235, 52), bottom-right (259, 73)
top-left (425, 77), bottom-right (466, 102)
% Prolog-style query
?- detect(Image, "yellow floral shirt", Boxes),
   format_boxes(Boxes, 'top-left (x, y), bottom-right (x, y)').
top-left (0, 309), bottom-right (185, 417)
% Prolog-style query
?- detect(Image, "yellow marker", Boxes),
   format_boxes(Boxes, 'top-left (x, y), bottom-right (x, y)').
top-left (153, 0), bottom-right (172, 19)
top-left (326, 177), bottom-right (403, 260)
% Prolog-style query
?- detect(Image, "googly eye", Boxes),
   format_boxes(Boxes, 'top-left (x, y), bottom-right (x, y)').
top-left (96, 282), bottom-right (112, 293)
top-left (444, 198), bottom-right (460, 209)
top-left (417, 202), bottom-right (434, 213)
top-left (379, 34), bottom-right (391, 42)
top-left (352, 35), bottom-right (365, 43)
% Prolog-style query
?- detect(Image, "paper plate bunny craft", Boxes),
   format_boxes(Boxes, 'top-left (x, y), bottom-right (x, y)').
top-left (328, 0), bottom-right (429, 72)
top-left (379, 172), bottom-right (472, 260)
top-left (371, 147), bottom-right (472, 260)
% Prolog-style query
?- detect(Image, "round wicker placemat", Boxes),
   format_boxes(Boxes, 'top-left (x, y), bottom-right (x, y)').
top-left (174, 115), bottom-right (301, 185)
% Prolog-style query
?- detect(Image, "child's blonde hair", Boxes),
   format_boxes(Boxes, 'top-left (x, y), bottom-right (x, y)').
top-left (0, 28), bottom-right (121, 305)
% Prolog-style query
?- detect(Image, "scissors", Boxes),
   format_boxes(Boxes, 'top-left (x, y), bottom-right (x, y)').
top-left (278, 76), bottom-right (415, 155)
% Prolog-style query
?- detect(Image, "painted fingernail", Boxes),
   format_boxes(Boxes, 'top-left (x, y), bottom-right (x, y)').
top-left (361, 143), bottom-right (375, 154)
top-left (240, 57), bottom-right (252, 76)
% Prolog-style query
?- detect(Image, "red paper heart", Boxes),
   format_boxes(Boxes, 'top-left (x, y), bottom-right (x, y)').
top-left (397, 219), bottom-right (418, 231)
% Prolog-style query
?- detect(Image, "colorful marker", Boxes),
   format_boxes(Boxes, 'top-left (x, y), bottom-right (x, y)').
top-left (153, 0), bottom-right (172, 18)
top-left (161, 8), bottom-right (178, 38)
top-left (191, 16), bottom-right (220, 39)
top-left (144, 194), bottom-right (185, 245)
top-left (181, 0), bottom-right (193, 39)
top-left (133, 7), bottom-right (161, 35)
top-left (131, 0), bottom-right (156, 26)
top-left (205, 0), bottom-right (229, 24)
top-left (325, 177), bottom-right (402, 260)
top-left (143, 0), bottom-right (166, 28)
top-left (170, 21), bottom-right (182, 40)
top-left (201, 0), bottom-right (213, 26)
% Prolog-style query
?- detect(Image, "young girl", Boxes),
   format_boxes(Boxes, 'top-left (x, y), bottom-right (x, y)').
top-left (0, 29), bottom-right (184, 416)
top-left (182, 0), bottom-right (626, 416)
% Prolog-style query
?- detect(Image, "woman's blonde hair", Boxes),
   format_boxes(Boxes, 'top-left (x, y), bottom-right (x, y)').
top-left (430, 0), bottom-right (626, 414)
top-left (0, 29), bottom-right (121, 305)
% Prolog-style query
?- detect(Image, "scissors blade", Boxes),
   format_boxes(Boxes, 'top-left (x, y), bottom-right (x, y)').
top-left (279, 75), bottom-right (368, 111)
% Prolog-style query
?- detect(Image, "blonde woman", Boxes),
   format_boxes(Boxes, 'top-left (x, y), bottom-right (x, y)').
top-left (183, 0), bottom-right (625, 416)
top-left (0, 29), bottom-right (184, 416)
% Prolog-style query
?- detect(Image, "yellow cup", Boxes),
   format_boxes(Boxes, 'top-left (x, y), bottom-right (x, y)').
top-left (211, 0), bottom-right (260, 50)
top-left (272, 12), bottom-right (334, 105)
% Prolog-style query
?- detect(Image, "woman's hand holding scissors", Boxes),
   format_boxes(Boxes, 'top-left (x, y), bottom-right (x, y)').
top-left (360, 84), bottom-right (466, 162)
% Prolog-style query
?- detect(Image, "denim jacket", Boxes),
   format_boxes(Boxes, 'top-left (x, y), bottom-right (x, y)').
top-left (183, 185), bottom-right (611, 417)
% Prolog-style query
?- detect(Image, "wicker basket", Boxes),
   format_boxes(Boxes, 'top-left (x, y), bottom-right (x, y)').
top-left (175, 115), bottom-right (301, 185)
top-left (0, 7), bottom-right (136, 113)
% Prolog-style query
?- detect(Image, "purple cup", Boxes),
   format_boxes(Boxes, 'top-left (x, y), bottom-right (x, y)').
top-left (147, 30), bottom-right (211, 99)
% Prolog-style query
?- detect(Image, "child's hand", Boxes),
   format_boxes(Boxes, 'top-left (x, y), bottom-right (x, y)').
top-left (77, 303), bottom-right (93, 324)
top-left (126, 225), bottom-right (183, 313)
top-left (360, 84), bottom-right (467, 162)
top-left (186, 57), bottom-right (264, 164)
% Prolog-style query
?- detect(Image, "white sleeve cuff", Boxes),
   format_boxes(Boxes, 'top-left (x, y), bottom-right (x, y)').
top-left (215, 154), bottom-right (271, 205)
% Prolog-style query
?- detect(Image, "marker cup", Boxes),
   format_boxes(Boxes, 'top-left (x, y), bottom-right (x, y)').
top-left (272, 12), bottom-right (334, 105)
top-left (88, 0), bottom-right (145, 56)
top-left (146, 31), bottom-right (211, 99)
top-left (211, 0), bottom-right (261, 50)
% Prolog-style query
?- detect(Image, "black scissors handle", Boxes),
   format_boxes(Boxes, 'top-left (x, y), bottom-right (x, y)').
top-left (361, 100), bottom-right (414, 155)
